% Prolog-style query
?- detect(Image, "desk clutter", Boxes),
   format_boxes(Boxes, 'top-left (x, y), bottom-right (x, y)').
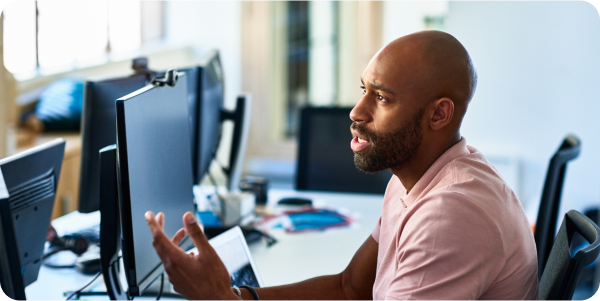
top-left (255, 207), bottom-right (355, 233)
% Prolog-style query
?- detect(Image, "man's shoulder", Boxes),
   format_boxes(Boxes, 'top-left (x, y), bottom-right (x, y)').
top-left (434, 150), bottom-right (514, 199)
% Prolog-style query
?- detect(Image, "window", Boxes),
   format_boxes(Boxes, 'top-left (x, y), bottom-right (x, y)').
top-left (284, 1), bottom-right (339, 137)
top-left (2, 0), bottom-right (164, 79)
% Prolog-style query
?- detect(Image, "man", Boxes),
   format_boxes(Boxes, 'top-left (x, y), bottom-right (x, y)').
top-left (145, 30), bottom-right (539, 300)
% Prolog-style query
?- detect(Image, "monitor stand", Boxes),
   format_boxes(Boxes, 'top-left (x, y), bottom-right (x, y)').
top-left (220, 94), bottom-right (251, 192)
top-left (99, 145), bottom-right (129, 300)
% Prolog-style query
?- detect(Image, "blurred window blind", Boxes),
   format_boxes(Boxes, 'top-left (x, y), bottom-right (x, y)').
top-left (3, 0), bottom-right (164, 79)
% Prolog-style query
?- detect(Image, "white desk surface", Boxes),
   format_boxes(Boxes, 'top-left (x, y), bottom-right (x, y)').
top-left (250, 189), bottom-right (383, 287)
top-left (24, 189), bottom-right (383, 299)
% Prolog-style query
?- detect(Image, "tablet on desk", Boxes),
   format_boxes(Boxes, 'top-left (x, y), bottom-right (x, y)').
top-left (188, 226), bottom-right (263, 288)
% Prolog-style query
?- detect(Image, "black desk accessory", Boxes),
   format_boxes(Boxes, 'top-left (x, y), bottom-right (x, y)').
top-left (43, 234), bottom-right (89, 259)
top-left (75, 253), bottom-right (101, 275)
top-left (240, 176), bottom-right (269, 205)
top-left (278, 197), bottom-right (312, 206)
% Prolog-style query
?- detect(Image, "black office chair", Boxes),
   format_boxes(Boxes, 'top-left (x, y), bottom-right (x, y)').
top-left (535, 134), bottom-right (581, 279)
top-left (539, 210), bottom-right (600, 300)
top-left (296, 107), bottom-right (392, 194)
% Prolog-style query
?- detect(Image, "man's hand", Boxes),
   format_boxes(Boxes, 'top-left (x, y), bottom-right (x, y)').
top-left (145, 211), bottom-right (238, 300)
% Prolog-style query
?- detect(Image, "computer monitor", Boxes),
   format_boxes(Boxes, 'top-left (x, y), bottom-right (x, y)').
top-left (78, 74), bottom-right (149, 213)
top-left (115, 71), bottom-right (195, 296)
top-left (296, 107), bottom-right (392, 193)
top-left (186, 50), bottom-right (225, 185)
top-left (183, 57), bottom-right (250, 192)
top-left (0, 138), bottom-right (65, 300)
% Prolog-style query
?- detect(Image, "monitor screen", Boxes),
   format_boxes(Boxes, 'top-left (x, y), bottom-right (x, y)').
top-left (115, 73), bottom-right (195, 296)
top-left (78, 74), bottom-right (148, 213)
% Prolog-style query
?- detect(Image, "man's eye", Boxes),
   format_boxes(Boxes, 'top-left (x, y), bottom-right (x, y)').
top-left (377, 94), bottom-right (387, 102)
top-left (360, 86), bottom-right (366, 94)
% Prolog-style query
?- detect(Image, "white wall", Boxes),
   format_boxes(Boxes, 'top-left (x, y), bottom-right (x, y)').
top-left (165, 1), bottom-right (242, 180)
top-left (446, 2), bottom-right (600, 219)
top-left (382, 1), bottom-right (600, 221)
top-left (165, 1), bottom-right (242, 111)
top-left (382, 1), bottom-right (448, 45)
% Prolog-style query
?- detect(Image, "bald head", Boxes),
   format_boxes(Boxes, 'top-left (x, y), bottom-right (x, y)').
top-left (351, 31), bottom-right (477, 185)
top-left (369, 30), bottom-right (477, 123)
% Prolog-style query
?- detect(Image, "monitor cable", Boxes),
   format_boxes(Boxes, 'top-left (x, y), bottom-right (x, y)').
top-left (65, 273), bottom-right (176, 301)
top-left (156, 273), bottom-right (164, 300)
top-left (64, 271), bottom-right (102, 300)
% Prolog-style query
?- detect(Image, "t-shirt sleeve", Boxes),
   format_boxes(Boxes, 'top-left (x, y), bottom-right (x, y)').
top-left (384, 192), bottom-right (505, 300)
top-left (372, 216), bottom-right (382, 243)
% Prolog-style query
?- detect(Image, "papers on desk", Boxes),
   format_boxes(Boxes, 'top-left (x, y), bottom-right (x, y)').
top-left (255, 208), bottom-right (356, 233)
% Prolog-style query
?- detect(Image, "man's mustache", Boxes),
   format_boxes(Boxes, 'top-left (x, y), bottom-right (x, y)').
top-left (350, 122), bottom-right (377, 143)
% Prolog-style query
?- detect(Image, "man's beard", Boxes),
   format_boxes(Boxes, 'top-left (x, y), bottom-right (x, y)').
top-left (351, 108), bottom-right (424, 173)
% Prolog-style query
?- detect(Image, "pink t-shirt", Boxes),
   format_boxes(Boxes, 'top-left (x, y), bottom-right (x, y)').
top-left (371, 138), bottom-right (538, 300)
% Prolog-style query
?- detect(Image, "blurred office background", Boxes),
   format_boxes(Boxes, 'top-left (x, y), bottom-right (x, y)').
top-left (0, 1), bottom-right (599, 227)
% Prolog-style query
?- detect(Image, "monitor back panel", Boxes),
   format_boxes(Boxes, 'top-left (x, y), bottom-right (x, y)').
top-left (79, 75), bottom-right (148, 213)
top-left (116, 77), bottom-right (194, 294)
top-left (0, 139), bottom-right (65, 299)
top-left (179, 67), bottom-right (201, 183)
top-left (297, 107), bottom-right (392, 194)
top-left (196, 52), bottom-right (224, 184)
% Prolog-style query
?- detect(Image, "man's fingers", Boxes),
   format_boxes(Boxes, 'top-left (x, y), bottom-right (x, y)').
top-left (171, 228), bottom-right (186, 246)
top-left (156, 212), bottom-right (165, 229)
top-left (182, 212), bottom-right (210, 251)
top-left (145, 211), bottom-right (182, 260)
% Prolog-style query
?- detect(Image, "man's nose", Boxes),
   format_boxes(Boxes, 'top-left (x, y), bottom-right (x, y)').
top-left (350, 95), bottom-right (372, 123)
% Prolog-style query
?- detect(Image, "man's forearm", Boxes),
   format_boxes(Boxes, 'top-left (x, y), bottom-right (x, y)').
top-left (239, 274), bottom-right (348, 300)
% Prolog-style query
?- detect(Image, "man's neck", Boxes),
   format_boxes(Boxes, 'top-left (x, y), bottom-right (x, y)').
top-left (391, 135), bottom-right (461, 193)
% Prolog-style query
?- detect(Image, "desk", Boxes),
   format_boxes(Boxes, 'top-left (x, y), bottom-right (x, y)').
top-left (24, 189), bottom-right (383, 299)
top-left (250, 189), bottom-right (383, 287)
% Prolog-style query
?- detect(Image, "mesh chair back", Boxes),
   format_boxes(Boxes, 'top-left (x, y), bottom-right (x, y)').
top-left (539, 210), bottom-right (600, 300)
top-left (296, 107), bottom-right (392, 194)
top-left (535, 135), bottom-right (581, 279)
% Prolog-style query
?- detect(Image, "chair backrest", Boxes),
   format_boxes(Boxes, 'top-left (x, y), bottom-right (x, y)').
top-left (539, 210), bottom-right (600, 300)
top-left (296, 107), bottom-right (392, 194)
top-left (535, 135), bottom-right (581, 279)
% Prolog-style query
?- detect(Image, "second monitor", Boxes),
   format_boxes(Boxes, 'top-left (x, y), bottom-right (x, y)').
top-left (78, 51), bottom-right (228, 213)
top-left (116, 71), bottom-right (195, 296)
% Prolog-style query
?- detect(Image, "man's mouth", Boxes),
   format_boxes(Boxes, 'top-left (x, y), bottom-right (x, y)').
top-left (351, 135), bottom-right (371, 152)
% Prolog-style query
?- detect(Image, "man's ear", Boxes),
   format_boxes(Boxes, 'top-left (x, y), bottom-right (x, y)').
top-left (429, 97), bottom-right (454, 131)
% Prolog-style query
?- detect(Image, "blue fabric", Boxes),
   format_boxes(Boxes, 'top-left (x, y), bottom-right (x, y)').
top-left (287, 209), bottom-right (349, 231)
top-left (197, 211), bottom-right (221, 227)
top-left (35, 78), bottom-right (84, 131)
